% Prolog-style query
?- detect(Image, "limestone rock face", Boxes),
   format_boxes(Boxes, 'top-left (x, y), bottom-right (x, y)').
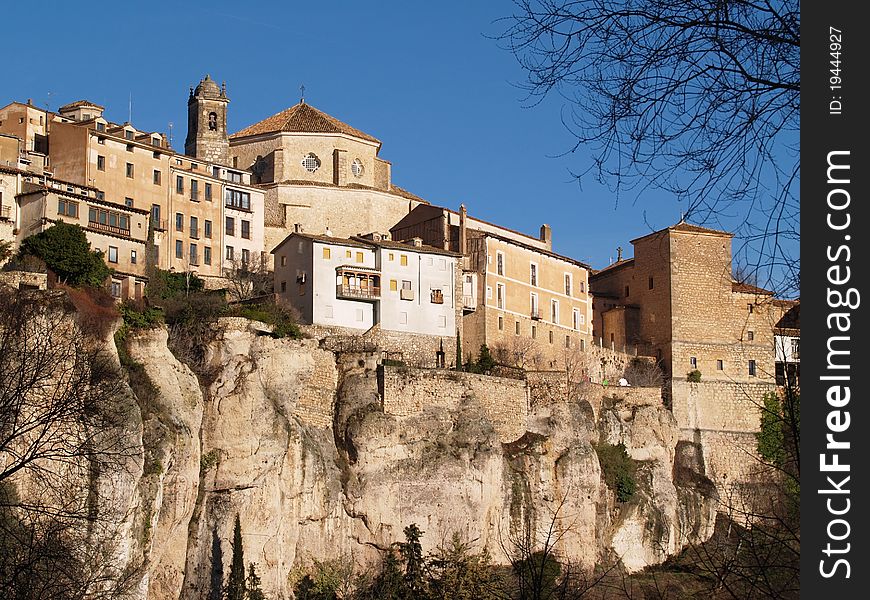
top-left (76, 321), bottom-right (718, 598)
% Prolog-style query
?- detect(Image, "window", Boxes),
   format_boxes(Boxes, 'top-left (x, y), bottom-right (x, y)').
top-left (110, 281), bottom-right (121, 298)
top-left (690, 357), bottom-right (698, 368)
top-left (225, 189), bottom-right (251, 210)
top-left (280, 256), bottom-right (287, 266)
top-left (402, 280), bottom-right (412, 291)
top-left (351, 158), bottom-right (364, 178)
top-left (498, 316), bottom-right (504, 330)
top-left (530, 263), bottom-right (537, 286)
top-left (496, 284), bottom-right (505, 309)
top-left (241, 220), bottom-right (250, 239)
top-left (531, 325), bottom-right (537, 339)
top-left (227, 170), bottom-right (243, 183)
top-left (515, 321), bottom-right (520, 335)
top-left (205, 183), bottom-right (212, 201)
top-left (322, 247), bottom-right (331, 259)
top-left (241, 248), bottom-right (249, 264)
top-left (649, 276), bottom-right (654, 290)
top-left (565, 273), bottom-right (572, 296)
top-left (566, 336), bottom-right (571, 348)
top-left (486, 286), bottom-right (492, 299)
top-left (573, 309), bottom-right (580, 330)
top-left (175, 213), bottom-right (183, 231)
top-left (748, 303), bottom-right (754, 314)
top-left (390, 279), bottom-right (398, 291)
top-left (749, 360), bottom-right (757, 376)
top-left (213, 166), bottom-right (221, 178)
top-left (57, 199), bottom-right (78, 217)
top-left (190, 179), bottom-right (199, 200)
top-left (226, 216), bottom-right (235, 236)
top-left (153, 169), bottom-right (161, 185)
top-left (97, 155), bottom-right (105, 171)
top-left (125, 129), bottom-right (134, 140)
top-left (152, 136), bottom-right (160, 146)
top-left (345, 250), bottom-right (352, 258)
top-left (400, 255), bottom-right (408, 266)
top-left (551, 299), bottom-right (559, 324)
top-left (791, 338), bottom-right (800, 359)
top-left (190, 216), bottom-right (199, 238)
top-left (190, 243), bottom-right (198, 265)
top-left (226, 246), bottom-right (234, 260)
top-left (530, 292), bottom-right (539, 318)
top-left (126, 144), bottom-right (134, 152)
top-left (302, 152), bottom-right (321, 172)
top-left (280, 281), bottom-right (286, 292)
top-left (208, 112), bottom-right (218, 130)
top-left (126, 163), bottom-right (134, 178)
top-left (96, 122), bottom-right (105, 132)
top-left (97, 136), bottom-right (106, 145)
top-left (717, 359), bottom-right (724, 370)
top-left (108, 246), bottom-right (118, 263)
top-left (747, 330), bottom-right (755, 341)
top-left (175, 240), bottom-right (183, 258)
top-left (125, 197), bottom-right (134, 207)
top-left (496, 252), bottom-right (504, 276)
top-left (356, 252), bottom-right (364, 263)
top-left (549, 330), bottom-right (554, 344)
top-left (204, 220), bottom-right (212, 238)
top-left (388, 252), bottom-right (394, 261)
top-left (151, 204), bottom-right (161, 227)
top-left (176, 176), bottom-right (184, 194)
top-left (203, 246), bottom-right (211, 265)
top-left (130, 250), bottom-right (137, 264)
top-left (624, 285), bottom-right (630, 297)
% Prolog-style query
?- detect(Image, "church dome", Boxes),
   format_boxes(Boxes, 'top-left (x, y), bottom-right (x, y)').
top-left (194, 74), bottom-right (222, 98)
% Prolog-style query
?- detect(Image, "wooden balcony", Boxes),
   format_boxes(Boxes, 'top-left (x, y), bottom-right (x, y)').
top-left (89, 220), bottom-right (130, 237)
top-left (336, 284), bottom-right (381, 300)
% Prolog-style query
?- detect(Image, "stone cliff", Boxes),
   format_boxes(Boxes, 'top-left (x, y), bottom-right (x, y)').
top-left (102, 318), bottom-right (718, 598)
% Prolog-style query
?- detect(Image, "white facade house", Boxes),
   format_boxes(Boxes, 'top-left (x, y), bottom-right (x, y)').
top-left (272, 232), bottom-right (459, 335)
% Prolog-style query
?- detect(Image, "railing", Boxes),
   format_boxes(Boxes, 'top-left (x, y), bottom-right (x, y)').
top-left (530, 309), bottom-right (541, 320)
top-left (430, 290), bottom-right (444, 304)
top-left (336, 284), bottom-right (380, 300)
top-left (88, 220), bottom-right (130, 237)
top-left (400, 289), bottom-right (415, 301)
top-left (462, 295), bottom-right (475, 309)
top-left (150, 218), bottom-right (167, 231)
top-left (0, 205), bottom-right (11, 220)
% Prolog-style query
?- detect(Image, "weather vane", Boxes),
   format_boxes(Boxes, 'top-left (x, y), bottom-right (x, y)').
top-left (300, 83), bottom-right (305, 104)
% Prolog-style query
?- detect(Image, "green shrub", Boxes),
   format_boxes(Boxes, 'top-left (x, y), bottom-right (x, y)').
top-left (686, 369), bottom-right (702, 382)
top-left (147, 269), bottom-right (204, 300)
top-left (595, 442), bottom-right (637, 502)
top-left (232, 302), bottom-right (302, 339)
top-left (18, 221), bottom-right (111, 287)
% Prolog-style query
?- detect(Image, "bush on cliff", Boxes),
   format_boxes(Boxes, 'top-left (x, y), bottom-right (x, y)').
top-left (594, 442), bottom-right (637, 503)
top-left (17, 221), bottom-right (111, 287)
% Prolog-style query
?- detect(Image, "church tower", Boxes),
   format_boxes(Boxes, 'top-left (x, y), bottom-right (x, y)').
top-left (184, 74), bottom-right (229, 165)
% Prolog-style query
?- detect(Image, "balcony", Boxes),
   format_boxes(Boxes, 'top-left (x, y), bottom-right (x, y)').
top-left (0, 205), bottom-right (11, 220)
top-left (336, 267), bottom-right (381, 302)
top-left (430, 289), bottom-right (444, 304)
top-left (150, 218), bottom-right (167, 231)
top-left (400, 289), bottom-right (415, 301)
top-left (337, 284), bottom-right (381, 300)
top-left (89, 220), bottom-right (130, 237)
top-left (462, 295), bottom-right (476, 312)
top-left (530, 309), bottom-right (542, 320)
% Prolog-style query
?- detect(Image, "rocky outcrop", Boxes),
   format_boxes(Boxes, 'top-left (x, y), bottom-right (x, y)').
top-left (73, 319), bottom-right (718, 598)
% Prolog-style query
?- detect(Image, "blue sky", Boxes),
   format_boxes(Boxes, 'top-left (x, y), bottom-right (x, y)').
top-left (5, 1), bottom-right (750, 270)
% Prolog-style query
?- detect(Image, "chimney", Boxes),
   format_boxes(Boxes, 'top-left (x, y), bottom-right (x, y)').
top-left (540, 224), bottom-right (552, 249)
top-left (459, 204), bottom-right (468, 255)
top-left (410, 237), bottom-right (423, 248)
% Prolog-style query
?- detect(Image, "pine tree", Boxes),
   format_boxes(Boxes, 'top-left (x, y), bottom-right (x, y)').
top-left (225, 515), bottom-right (246, 600)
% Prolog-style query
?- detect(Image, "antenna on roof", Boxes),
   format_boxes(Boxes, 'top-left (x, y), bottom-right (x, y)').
top-left (300, 83), bottom-right (305, 104)
top-left (129, 92), bottom-right (133, 124)
top-left (168, 122), bottom-right (174, 147)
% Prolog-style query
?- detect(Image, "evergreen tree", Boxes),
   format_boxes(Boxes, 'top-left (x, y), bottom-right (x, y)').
top-left (455, 330), bottom-right (462, 371)
top-left (476, 344), bottom-right (496, 374)
top-left (225, 515), bottom-right (246, 600)
top-left (17, 221), bottom-right (110, 287)
top-left (246, 562), bottom-right (265, 600)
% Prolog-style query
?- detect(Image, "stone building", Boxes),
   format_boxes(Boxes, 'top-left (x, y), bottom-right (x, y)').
top-left (391, 203), bottom-right (592, 368)
top-left (185, 75), bottom-right (230, 165)
top-left (772, 299), bottom-right (799, 388)
top-left (228, 100), bottom-right (429, 260)
top-left (590, 221), bottom-right (780, 501)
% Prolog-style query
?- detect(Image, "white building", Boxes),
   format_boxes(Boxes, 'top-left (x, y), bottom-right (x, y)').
top-left (272, 232), bottom-right (459, 336)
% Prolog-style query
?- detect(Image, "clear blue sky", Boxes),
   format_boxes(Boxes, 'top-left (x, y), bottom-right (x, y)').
top-left (4, 1), bottom-right (745, 271)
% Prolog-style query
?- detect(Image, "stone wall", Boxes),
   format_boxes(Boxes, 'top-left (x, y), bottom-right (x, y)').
top-left (671, 379), bottom-right (773, 434)
top-left (379, 365), bottom-right (528, 442)
top-left (0, 270), bottom-right (48, 290)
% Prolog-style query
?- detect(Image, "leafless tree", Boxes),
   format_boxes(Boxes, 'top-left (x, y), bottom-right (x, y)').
top-left (223, 253), bottom-right (273, 302)
top-left (0, 286), bottom-right (140, 598)
top-left (498, 0), bottom-right (800, 295)
top-left (492, 337), bottom-right (544, 371)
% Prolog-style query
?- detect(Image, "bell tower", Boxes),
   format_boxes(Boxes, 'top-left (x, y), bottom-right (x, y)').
top-left (184, 74), bottom-right (229, 165)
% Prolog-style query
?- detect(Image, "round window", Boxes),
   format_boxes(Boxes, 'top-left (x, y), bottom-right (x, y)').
top-left (351, 158), bottom-right (364, 178)
top-left (301, 152), bottom-right (321, 173)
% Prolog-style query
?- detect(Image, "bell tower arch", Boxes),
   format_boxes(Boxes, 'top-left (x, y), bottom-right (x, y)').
top-left (184, 74), bottom-right (229, 164)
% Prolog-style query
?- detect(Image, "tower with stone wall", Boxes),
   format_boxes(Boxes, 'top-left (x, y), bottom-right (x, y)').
top-left (185, 75), bottom-right (229, 165)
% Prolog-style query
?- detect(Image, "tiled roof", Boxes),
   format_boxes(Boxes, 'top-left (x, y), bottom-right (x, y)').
top-left (261, 179), bottom-right (428, 205)
top-left (230, 102), bottom-right (381, 145)
top-left (352, 236), bottom-right (461, 258)
top-left (630, 220), bottom-right (733, 244)
top-left (270, 232), bottom-right (373, 254)
top-left (591, 258), bottom-right (635, 277)
top-left (481, 231), bottom-right (591, 270)
top-left (58, 99), bottom-right (104, 111)
top-left (731, 281), bottom-right (774, 295)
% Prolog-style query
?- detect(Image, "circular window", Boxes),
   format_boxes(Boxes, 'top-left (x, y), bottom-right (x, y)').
top-left (351, 158), bottom-right (364, 178)
top-left (301, 152), bottom-right (321, 173)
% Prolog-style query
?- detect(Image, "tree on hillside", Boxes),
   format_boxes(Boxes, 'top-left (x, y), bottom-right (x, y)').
top-left (498, 0), bottom-right (800, 294)
top-left (17, 221), bottom-right (111, 287)
top-left (226, 515), bottom-right (246, 600)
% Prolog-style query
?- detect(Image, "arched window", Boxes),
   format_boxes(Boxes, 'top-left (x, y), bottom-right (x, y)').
top-left (208, 112), bottom-right (218, 131)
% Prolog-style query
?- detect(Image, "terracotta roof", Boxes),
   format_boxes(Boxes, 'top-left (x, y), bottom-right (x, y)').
top-left (230, 102), bottom-right (380, 145)
top-left (775, 302), bottom-right (800, 330)
top-left (591, 258), bottom-right (635, 277)
top-left (731, 281), bottom-right (774, 295)
top-left (481, 231), bottom-right (591, 270)
top-left (351, 236), bottom-right (461, 258)
top-left (58, 99), bottom-right (104, 111)
top-left (630, 221), bottom-right (732, 244)
top-left (270, 232), bottom-right (373, 254)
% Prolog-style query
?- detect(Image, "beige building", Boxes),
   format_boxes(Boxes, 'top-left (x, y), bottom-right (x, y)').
top-left (391, 204), bottom-right (592, 368)
top-left (14, 172), bottom-right (149, 299)
top-left (228, 101), bottom-right (429, 259)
